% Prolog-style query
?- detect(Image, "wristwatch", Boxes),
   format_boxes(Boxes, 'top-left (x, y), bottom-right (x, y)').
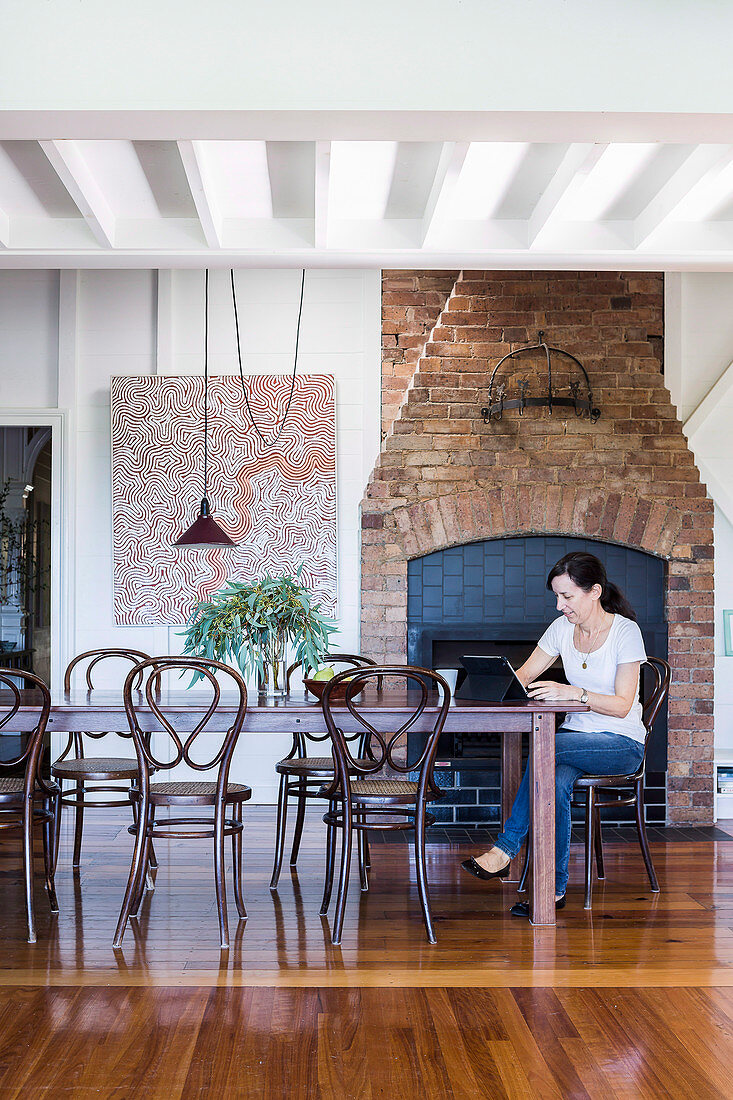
top-left (579, 689), bottom-right (589, 705)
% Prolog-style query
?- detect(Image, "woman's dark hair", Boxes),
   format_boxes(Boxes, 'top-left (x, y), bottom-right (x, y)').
top-left (546, 551), bottom-right (637, 621)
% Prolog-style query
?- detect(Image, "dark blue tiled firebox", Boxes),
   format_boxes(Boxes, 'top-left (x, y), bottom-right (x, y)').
top-left (407, 535), bottom-right (668, 827)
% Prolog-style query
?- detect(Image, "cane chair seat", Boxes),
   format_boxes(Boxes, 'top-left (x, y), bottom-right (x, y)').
top-left (148, 781), bottom-right (252, 802)
top-left (276, 756), bottom-right (374, 776)
top-left (0, 776), bottom-right (61, 796)
top-left (276, 755), bottom-right (334, 774)
top-left (52, 757), bottom-right (139, 781)
top-left (349, 779), bottom-right (420, 800)
top-left (0, 777), bottom-right (26, 794)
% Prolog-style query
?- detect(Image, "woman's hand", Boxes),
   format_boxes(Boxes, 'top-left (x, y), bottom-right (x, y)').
top-left (526, 680), bottom-right (580, 702)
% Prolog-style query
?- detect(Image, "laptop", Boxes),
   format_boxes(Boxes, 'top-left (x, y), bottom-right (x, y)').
top-left (454, 655), bottom-right (530, 704)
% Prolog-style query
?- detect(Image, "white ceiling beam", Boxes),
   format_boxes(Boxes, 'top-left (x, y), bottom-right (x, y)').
top-left (39, 140), bottom-right (116, 248)
top-left (528, 143), bottom-right (607, 246)
top-left (569, 143), bottom-right (657, 221)
top-left (420, 142), bottom-right (469, 246)
top-left (634, 145), bottom-right (733, 246)
top-left (6, 246), bottom-right (733, 270)
top-left (314, 141), bottom-right (331, 250)
top-left (176, 140), bottom-right (222, 249)
top-left (0, 206), bottom-right (9, 247)
top-left (447, 142), bottom-right (528, 220)
top-left (7, 112), bottom-right (733, 145)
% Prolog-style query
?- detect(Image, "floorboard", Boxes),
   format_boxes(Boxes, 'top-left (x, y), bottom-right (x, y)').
top-left (0, 806), bottom-right (732, 1097)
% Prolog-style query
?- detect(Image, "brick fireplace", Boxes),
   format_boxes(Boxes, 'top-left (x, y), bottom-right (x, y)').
top-left (361, 270), bottom-right (715, 826)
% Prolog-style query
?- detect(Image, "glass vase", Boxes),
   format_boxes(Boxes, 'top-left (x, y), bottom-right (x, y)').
top-left (257, 629), bottom-right (288, 697)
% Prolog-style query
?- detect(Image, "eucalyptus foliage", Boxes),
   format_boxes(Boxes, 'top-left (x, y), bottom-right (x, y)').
top-left (179, 569), bottom-right (337, 684)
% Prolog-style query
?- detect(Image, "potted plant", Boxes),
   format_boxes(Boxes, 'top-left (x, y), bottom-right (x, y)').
top-left (179, 569), bottom-right (337, 696)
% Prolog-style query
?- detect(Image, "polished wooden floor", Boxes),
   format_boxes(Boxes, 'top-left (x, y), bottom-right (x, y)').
top-left (1, 807), bottom-right (733, 1098)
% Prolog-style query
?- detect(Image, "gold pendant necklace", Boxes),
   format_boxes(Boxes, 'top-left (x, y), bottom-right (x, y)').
top-left (577, 624), bottom-right (602, 669)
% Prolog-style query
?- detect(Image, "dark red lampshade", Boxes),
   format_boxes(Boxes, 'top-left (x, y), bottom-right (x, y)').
top-left (174, 498), bottom-right (236, 548)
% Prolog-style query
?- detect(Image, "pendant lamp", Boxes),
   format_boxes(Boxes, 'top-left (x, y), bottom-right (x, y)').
top-left (174, 270), bottom-right (236, 548)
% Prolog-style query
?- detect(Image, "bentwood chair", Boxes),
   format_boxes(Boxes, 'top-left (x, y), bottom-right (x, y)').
top-left (0, 669), bottom-right (59, 943)
top-left (113, 657), bottom-right (251, 950)
top-left (51, 648), bottom-right (152, 870)
top-left (270, 653), bottom-right (379, 889)
top-left (318, 666), bottom-right (450, 945)
top-left (519, 656), bottom-right (671, 910)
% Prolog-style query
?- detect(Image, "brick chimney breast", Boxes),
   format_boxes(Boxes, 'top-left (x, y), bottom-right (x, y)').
top-left (363, 270), bottom-right (714, 825)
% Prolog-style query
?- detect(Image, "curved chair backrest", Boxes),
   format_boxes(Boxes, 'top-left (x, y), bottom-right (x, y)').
top-left (64, 648), bottom-right (152, 693)
top-left (286, 652), bottom-right (378, 691)
top-left (59, 648), bottom-right (154, 757)
top-left (319, 665), bottom-right (451, 801)
top-left (123, 657), bottom-right (248, 787)
top-left (640, 656), bottom-right (671, 763)
top-left (0, 668), bottom-right (52, 788)
top-left (286, 653), bottom-right (382, 752)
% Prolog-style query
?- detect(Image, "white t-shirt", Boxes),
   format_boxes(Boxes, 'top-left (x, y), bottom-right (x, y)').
top-left (537, 613), bottom-right (647, 743)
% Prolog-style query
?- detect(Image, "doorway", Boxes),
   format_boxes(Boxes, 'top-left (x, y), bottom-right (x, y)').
top-left (0, 426), bottom-right (53, 685)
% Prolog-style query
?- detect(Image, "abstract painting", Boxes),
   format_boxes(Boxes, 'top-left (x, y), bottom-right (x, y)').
top-left (111, 374), bottom-right (336, 625)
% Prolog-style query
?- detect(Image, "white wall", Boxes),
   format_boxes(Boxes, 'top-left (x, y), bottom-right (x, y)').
top-left (666, 274), bottom-right (733, 761)
top-left (0, 267), bottom-right (381, 800)
top-left (0, 271), bottom-right (59, 407)
top-left (163, 268), bottom-right (381, 662)
top-left (713, 506), bottom-right (733, 760)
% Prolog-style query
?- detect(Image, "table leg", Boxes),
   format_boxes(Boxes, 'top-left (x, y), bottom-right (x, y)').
top-left (529, 711), bottom-right (556, 926)
top-left (501, 730), bottom-right (522, 882)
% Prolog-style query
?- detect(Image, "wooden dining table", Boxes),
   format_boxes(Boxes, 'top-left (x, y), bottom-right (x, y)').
top-left (9, 687), bottom-right (586, 927)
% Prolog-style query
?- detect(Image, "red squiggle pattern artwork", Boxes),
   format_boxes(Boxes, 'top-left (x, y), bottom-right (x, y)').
top-left (111, 374), bottom-right (336, 625)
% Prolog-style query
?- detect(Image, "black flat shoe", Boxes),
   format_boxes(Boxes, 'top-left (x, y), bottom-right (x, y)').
top-left (460, 856), bottom-right (510, 881)
top-left (509, 895), bottom-right (566, 917)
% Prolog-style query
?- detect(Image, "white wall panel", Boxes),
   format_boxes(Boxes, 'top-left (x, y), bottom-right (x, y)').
top-left (165, 269), bottom-right (379, 670)
top-left (0, 270), bottom-right (59, 407)
top-left (714, 507), bottom-right (733, 759)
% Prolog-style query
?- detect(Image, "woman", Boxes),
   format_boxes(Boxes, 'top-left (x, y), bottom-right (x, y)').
top-left (461, 551), bottom-right (647, 913)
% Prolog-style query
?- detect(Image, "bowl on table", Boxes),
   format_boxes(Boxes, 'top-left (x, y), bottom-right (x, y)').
top-left (304, 676), bottom-right (364, 702)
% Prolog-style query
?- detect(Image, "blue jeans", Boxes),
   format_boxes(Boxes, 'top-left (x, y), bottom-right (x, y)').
top-left (494, 729), bottom-right (644, 896)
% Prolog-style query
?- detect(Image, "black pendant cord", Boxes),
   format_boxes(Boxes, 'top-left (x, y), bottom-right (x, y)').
top-left (202, 268), bottom-right (210, 507)
top-left (230, 269), bottom-right (305, 448)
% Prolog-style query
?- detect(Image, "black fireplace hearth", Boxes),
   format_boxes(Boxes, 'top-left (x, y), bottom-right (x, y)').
top-left (407, 535), bottom-right (668, 827)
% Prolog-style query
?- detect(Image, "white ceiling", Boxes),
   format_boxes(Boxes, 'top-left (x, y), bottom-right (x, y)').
top-left (4, 128), bottom-right (733, 268)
